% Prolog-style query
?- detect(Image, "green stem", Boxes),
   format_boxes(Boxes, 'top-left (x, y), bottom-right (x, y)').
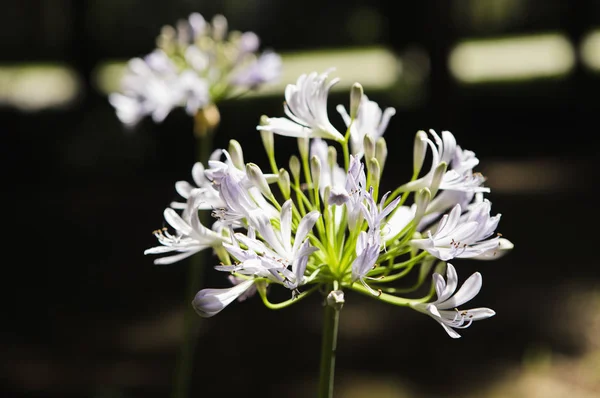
top-left (258, 284), bottom-right (319, 309)
top-left (170, 111), bottom-right (216, 398)
top-left (318, 290), bottom-right (340, 398)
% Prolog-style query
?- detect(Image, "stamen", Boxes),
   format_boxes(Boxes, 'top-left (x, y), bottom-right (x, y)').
top-left (360, 278), bottom-right (382, 296)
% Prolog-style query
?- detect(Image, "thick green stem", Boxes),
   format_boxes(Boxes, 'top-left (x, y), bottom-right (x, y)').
top-left (318, 300), bottom-right (340, 398)
top-left (170, 109), bottom-right (217, 398)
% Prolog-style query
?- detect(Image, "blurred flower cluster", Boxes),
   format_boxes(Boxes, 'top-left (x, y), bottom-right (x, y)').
top-left (145, 69), bottom-right (514, 338)
top-left (109, 12), bottom-right (282, 127)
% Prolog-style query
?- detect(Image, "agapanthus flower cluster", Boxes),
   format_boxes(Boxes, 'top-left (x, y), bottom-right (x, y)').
top-left (145, 69), bottom-right (513, 338)
top-left (109, 12), bottom-right (282, 126)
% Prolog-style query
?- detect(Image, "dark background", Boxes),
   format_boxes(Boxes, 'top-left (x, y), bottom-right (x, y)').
top-left (2, 0), bottom-right (599, 397)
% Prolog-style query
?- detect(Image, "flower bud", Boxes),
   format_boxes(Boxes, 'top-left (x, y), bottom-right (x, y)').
top-left (375, 137), bottom-right (388, 168)
top-left (278, 168), bottom-right (291, 198)
top-left (289, 155), bottom-right (301, 183)
top-left (430, 161), bottom-right (447, 198)
top-left (192, 279), bottom-right (254, 318)
top-left (418, 256), bottom-right (436, 281)
top-left (350, 83), bottom-right (363, 120)
top-left (211, 14), bottom-right (228, 41)
top-left (259, 117), bottom-right (274, 156)
top-left (297, 137), bottom-right (309, 161)
top-left (433, 260), bottom-right (447, 276)
top-left (414, 187), bottom-right (431, 225)
top-left (327, 146), bottom-right (338, 171)
top-left (228, 139), bottom-right (244, 170)
top-left (310, 155), bottom-right (321, 192)
top-left (368, 157), bottom-right (381, 185)
top-left (246, 163), bottom-right (272, 198)
top-left (326, 289), bottom-right (345, 311)
top-left (363, 135), bottom-right (375, 161)
top-left (413, 130), bottom-right (428, 176)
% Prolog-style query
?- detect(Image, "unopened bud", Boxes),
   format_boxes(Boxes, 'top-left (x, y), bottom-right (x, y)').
top-left (368, 157), bottom-right (381, 184)
top-left (327, 146), bottom-right (338, 171)
top-left (433, 260), bottom-right (447, 276)
top-left (246, 163), bottom-right (272, 198)
top-left (350, 83), bottom-right (363, 120)
top-left (430, 161), bottom-right (447, 198)
top-left (297, 137), bottom-right (309, 161)
top-left (375, 137), bottom-right (388, 168)
top-left (414, 187), bottom-right (431, 224)
top-left (310, 155), bottom-right (321, 192)
top-left (278, 168), bottom-right (291, 198)
top-left (289, 155), bottom-right (301, 182)
top-left (418, 256), bottom-right (436, 281)
top-left (363, 135), bottom-right (375, 161)
top-left (211, 14), bottom-right (228, 41)
top-left (413, 130), bottom-right (428, 176)
top-left (228, 139), bottom-right (244, 170)
top-left (259, 117), bottom-right (274, 156)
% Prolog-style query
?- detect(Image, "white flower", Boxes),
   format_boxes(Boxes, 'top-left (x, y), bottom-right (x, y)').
top-left (205, 150), bottom-right (278, 227)
top-left (170, 160), bottom-right (225, 212)
top-left (177, 69), bottom-right (210, 115)
top-left (257, 69), bottom-right (345, 141)
top-left (410, 200), bottom-right (501, 261)
top-left (226, 200), bottom-right (320, 290)
top-left (107, 93), bottom-right (144, 127)
top-left (336, 94), bottom-right (396, 157)
top-left (401, 130), bottom-right (489, 194)
top-left (144, 207), bottom-right (228, 265)
top-left (230, 51), bottom-right (282, 87)
top-left (192, 279), bottom-right (255, 317)
top-left (412, 263), bottom-right (495, 338)
top-left (110, 13), bottom-right (281, 126)
top-left (361, 188), bottom-right (402, 235)
top-left (343, 155), bottom-right (367, 228)
top-left (351, 230), bottom-right (381, 295)
top-left (110, 50), bottom-right (192, 125)
top-left (350, 189), bottom-right (401, 295)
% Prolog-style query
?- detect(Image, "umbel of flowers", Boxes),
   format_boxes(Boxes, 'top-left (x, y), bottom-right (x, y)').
top-left (109, 12), bottom-right (282, 128)
top-left (145, 69), bottom-right (513, 339)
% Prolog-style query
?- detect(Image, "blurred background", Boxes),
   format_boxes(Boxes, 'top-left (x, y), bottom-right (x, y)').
top-left (2, 0), bottom-right (599, 397)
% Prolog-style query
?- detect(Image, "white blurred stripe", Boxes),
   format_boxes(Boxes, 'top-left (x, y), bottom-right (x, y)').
top-left (449, 34), bottom-right (575, 83)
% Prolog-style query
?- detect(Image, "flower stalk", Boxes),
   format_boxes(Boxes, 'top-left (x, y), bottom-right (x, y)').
top-left (319, 289), bottom-right (340, 398)
top-left (170, 112), bottom-right (216, 398)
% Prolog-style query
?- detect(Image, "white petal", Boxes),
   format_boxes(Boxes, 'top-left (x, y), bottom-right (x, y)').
top-left (292, 211), bottom-right (320, 254)
top-left (257, 117), bottom-right (310, 138)
top-left (437, 272), bottom-right (482, 309)
top-left (153, 249), bottom-right (201, 265)
top-left (191, 162), bottom-right (206, 187)
top-left (440, 322), bottom-right (462, 338)
top-left (164, 208), bottom-right (194, 236)
top-left (175, 181), bottom-right (194, 199)
top-left (439, 263), bottom-right (458, 302)
top-left (471, 238), bottom-right (514, 260)
top-left (439, 307), bottom-right (495, 321)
